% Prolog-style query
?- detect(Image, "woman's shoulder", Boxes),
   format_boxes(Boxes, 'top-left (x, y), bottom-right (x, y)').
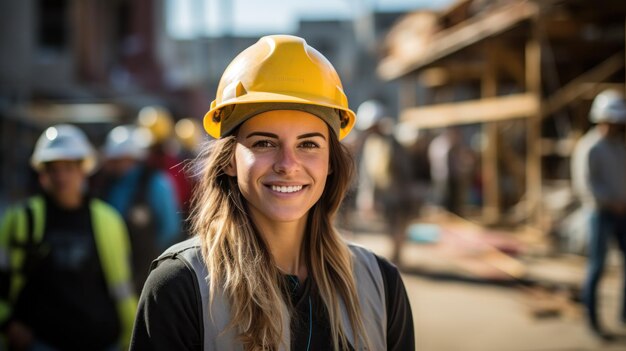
top-left (147, 237), bottom-right (202, 285)
top-left (133, 242), bottom-right (204, 350)
top-left (142, 237), bottom-right (206, 301)
top-left (144, 253), bottom-right (198, 297)
top-left (347, 242), bottom-right (402, 284)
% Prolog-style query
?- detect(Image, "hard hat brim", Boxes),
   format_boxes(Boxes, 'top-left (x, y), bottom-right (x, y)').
top-left (31, 151), bottom-right (98, 175)
top-left (204, 91), bottom-right (356, 140)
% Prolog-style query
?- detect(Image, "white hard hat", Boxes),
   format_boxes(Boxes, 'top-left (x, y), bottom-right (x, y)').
top-left (103, 125), bottom-right (153, 160)
top-left (31, 124), bottom-right (97, 174)
top-left (355, 100), bottom-right (388, 131)
top-left (590, 89), bottom-right (626, 124)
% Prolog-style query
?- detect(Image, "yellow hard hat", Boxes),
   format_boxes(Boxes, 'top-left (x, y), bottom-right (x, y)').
top-left (137, 106), bottom-right (174, 143)
top-left (203, 35), bottom-right (356, 140)
top-left (175, 118), bottom-right (203, 152)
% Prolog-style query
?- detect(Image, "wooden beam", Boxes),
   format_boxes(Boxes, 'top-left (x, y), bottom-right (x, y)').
top-left (578, 83), bottom-right (625, 99)
top-left (482, 50), bottom-right (501, 224)
top-left (378, 1), bottom-right (539, 80)
top-left (541, 51), bottom-right (624, 118)
top-left (398, 93), bottom-right (539, 129)
top-left (526, 17), bottom-right (542, 230)
top-left (417, 62), bottom-right (485, 87)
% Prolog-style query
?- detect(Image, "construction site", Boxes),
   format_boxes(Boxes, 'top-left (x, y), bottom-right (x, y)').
top-left (350, 0), bottom-right (626, 349)
top-left (1, 0), bottom-right (626, 350)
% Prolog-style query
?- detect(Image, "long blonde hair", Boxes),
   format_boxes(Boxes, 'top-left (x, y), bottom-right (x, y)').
top-left (190, 126), bottom-right (369, 350)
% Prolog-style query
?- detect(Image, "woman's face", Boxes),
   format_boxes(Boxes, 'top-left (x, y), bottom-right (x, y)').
top-left (226, 109), bottom-right (331, 225)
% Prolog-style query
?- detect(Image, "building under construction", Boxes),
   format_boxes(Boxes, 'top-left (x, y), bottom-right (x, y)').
top-left (378, 0), bottom-right (626, 249)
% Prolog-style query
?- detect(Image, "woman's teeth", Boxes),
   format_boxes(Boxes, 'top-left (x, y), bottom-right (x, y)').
top-left (271, 185), bottom-right (303, 193)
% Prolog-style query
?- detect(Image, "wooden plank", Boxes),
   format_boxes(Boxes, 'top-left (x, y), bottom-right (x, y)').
top-left (526, 18), bottom-right (543, 230)
top-left (418, 62), bottom-right (485, 87)
top-left (578, 83), bottom-right (625, 99)
top-left (378, 1), bottom-right (539, 80)
top-left (398, 93), bottom-right (539, 129)
top-left (482, 49), bottom-right (501, 224)
top-left (541, 51), bottom-right (624, 119)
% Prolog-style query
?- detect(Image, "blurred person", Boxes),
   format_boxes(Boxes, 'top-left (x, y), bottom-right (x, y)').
top-left (100, 125), bottom-right (181, 292)
top-left (427, 126), bottom-right (474, 215)
top-left (571, 89), bottom-right (626, 341)
top-left (174, 117), bottom-right (204, 160)
top-left (354, 100), bottom-right (419, 264)
top-left (137, 106), bottom-right (195, 218)
top-left (130, 35), bottom-right (414, 351)
top-left (0, 124), bottom-right (137, 351)
top-left (172, 118), bottom-right (203, 230)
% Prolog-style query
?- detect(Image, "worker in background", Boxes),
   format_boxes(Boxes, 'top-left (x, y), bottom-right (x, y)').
top-left (571, 89), bottom-right (626, 341)
top-left (0, 124), bottom-right (137, 350)
top-left (99, 125), bottom-right (181, 292)
top-left (174, 117), bottom-right (204, 160)
top-left (172, 117), bottom-right (203, 230)
top-left (137, 106), bottom-right (195, 217)
top-left (427, 126), bottom-right (474, 216)
top-left (354, 99), bottom-right (418, 264)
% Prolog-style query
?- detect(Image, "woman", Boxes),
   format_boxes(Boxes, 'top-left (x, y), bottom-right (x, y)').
top-left (130, 35), bottom-right (414, 351)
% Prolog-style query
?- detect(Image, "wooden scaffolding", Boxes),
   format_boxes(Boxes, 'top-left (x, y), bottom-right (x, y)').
top-left (378, 0), bottom-right (626, 231)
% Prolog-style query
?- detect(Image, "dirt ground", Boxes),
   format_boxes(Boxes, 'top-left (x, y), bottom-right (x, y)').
top-left (347, 224), bottom-right (626, 351)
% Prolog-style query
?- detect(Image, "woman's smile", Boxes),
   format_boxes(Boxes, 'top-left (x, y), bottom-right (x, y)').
top-left (267, 184), bottom-right (306, 194)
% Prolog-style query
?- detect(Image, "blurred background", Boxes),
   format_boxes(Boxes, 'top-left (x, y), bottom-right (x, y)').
top-left (2, 0), bottom-right (626, 350)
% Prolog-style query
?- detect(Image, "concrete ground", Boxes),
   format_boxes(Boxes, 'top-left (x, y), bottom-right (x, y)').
top-left (347, 230), bottom-right (626, 351)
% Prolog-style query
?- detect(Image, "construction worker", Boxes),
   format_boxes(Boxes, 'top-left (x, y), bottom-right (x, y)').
top-left (428, 126), bottom-right (474, 215)
top-left (99, 125), bottom-right (181, 292)
top-left (137, 106), bottom-right (195, 216)
top-left (571, 89), bottom-right (626, 341)
top-left (354, 99), bottom-right (418, 264)
top-left (174, 117), bottom-right (204, 159)
top-left (0, 124), bottom-right (137, 350)
top-left (131, 35), bottom-right (414, 351)
top-left (172, 117), bottom-right (202, 234)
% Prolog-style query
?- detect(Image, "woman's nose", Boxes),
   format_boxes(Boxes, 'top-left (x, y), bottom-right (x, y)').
top-left (273, 147), bottom-right (299, 174)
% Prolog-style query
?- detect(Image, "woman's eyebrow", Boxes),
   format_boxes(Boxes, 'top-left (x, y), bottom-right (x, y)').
top-left (246, 132), bottom-right (278, 139)
top-left (298, 132), bottom-right (326, 140)
top-left (245, 131), bottom-right (326, 140)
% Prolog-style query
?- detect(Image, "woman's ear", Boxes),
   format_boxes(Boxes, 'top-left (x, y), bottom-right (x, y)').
top-left (224, 155), bottom-right (237, 176)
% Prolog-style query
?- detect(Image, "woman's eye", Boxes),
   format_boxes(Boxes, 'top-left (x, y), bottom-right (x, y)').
top-left (299, 141), bottom-right (319, 149)
top-left (251, 140), bottom-right (275, 148)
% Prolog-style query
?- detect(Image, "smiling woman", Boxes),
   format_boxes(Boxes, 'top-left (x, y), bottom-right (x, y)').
top-left (130, 35), bottom-right (415, 351)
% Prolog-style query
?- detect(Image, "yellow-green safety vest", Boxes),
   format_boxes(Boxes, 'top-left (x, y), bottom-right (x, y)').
top-left (0, 196), bottom-right (138, 349)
